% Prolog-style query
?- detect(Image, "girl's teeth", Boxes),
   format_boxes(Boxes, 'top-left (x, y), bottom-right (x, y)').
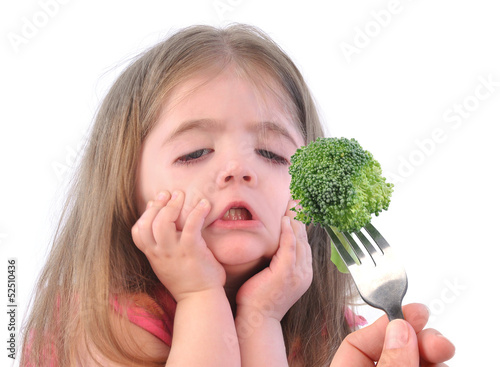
top-left (222, 208), bottom-right (251, 221)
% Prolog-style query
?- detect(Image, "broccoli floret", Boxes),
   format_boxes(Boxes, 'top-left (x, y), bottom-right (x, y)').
top-left (289, 137), bottom-right (393, 233)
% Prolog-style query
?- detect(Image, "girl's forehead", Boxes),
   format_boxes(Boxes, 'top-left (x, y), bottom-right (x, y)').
top-left (158, 67), bottom-right (303, 142)
top-left (164, 68), bottom-right (282, 110)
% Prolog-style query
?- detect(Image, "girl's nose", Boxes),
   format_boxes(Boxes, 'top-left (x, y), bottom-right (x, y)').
top-left (216, 159), bottom-right (257, 189)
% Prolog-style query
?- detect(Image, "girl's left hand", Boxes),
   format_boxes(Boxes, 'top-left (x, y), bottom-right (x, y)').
top-left (235, 200), bottom-right (313, 321)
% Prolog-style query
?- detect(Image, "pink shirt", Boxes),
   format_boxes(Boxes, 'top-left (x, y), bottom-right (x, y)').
top-left (112, 287), bottom-right (177, 346)
top-left (25, 288), bottom-right (365, 366)
top-left (113, 287), bottom-right (366, 350)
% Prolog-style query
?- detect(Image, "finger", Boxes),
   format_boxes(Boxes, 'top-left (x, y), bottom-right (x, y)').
top-left (417, 328), bottom-right (455, 363)
top-left (274, 216), bottom-right (310, 296)
top-left (157, 191), bottom-right (184, 222)
top-left (336, 303), bottom-right (430, 362)
top-left (285, 200), bottom-right (310, 266)
top-left (404, 303), bottom-right (430, 333)
top-left (152, 191), bottom-right (184, 245)
top-left (179, 198), bottom-right (211, 246)
top-left (334, 319), bottom-right (420, 367)
top-left (288, 216), bottom-right (312, 290)
top-left (277, 216), bottom-right (297, 265)
top-left (377, 319), bottom-right (419, 367)
top-left (132, 191), bottom-right (171, 250)
top-left (333, 335), bottom-right (381, 367)
top-left (289, 215), bottom-right (309, 264)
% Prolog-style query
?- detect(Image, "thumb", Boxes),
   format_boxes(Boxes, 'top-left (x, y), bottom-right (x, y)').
top-left (377, 319), bottom-right (419, 367)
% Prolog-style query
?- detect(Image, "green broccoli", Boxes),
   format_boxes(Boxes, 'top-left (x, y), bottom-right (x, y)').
top-left (289, 137), bottom-right (394, 272)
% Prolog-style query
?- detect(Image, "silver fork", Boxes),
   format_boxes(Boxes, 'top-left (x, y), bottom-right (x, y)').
top-left (326, 222), bottom-right (408, 321)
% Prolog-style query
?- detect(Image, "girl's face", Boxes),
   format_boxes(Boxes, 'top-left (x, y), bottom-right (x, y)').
top-left (135, 68), bottom-right (304, 275)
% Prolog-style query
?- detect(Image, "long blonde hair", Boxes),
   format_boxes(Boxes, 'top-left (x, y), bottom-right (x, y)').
top-left (21, 24), bottom-right (354, 366)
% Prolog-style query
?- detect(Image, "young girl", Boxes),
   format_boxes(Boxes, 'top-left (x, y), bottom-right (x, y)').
top-left (21, 24), bottom-right (454, 366)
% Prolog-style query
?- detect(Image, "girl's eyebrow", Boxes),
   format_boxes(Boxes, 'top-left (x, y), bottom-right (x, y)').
top-left (162, 118), bottom-right (299, 147)
top-left (254, 120), bottom-right (299, 148)
top-left (162, 118), bottom-right (219, 146)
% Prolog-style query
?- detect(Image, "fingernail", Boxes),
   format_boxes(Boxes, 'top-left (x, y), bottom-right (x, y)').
top-left (146, 200), bottom-right (153, 208)
top-left (385, 319), bottom-right (409, 349)
top-left (171, 191), bottom-right (179, 200)
top-left (198, 198), bottom-right (208, 207)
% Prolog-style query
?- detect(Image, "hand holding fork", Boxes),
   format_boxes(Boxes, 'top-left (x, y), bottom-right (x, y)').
top-left (328, 223), bottom-right (455, 366)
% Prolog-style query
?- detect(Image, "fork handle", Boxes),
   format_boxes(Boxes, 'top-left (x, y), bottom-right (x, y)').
top-left (387, 306), bottom-right (405, 321)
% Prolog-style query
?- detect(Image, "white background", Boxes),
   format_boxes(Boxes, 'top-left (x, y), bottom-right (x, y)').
top-left (1, 1), bottom-right (499, 366)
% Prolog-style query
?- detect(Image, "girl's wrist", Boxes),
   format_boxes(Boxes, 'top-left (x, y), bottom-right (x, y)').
top-left (235, 303), bottom-right (285, 326)
top-left (174, 285), bottom-right (228, 304)
top-left (235, 309), bottom-right (288, 365)
top-left (235, 291), bottom-right (292, 321)
top-left (235, 311), bottom-right (283, 340)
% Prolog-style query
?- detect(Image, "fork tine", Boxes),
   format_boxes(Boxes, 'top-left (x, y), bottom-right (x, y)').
top-left (352, 230), bottom-right (378, 262)
top-left (325, 226), bottom-right (356, 267)
top-left (342, 232), bottom-right (371, 265)
top-left (364, 222), bottom-right (390, 252)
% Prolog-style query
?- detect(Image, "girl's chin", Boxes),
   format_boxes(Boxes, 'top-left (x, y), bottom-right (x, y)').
top-left (206, 238), bottom-right (275, 269)
top-left (220, 257), bottom-right (270, 275)
top-left (212, 249), bottom-right (272, 271)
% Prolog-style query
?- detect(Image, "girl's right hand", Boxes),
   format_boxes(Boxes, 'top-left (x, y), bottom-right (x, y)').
top-left (131, 190), bottom-right (226, 302)
top-left (331, 303), bottom-right (455, 367)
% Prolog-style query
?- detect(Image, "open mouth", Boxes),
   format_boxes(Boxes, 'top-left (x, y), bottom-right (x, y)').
top-left (221, 207), bottom-right (253, 221)
top-left (210, 202), bottom-right (260, 229)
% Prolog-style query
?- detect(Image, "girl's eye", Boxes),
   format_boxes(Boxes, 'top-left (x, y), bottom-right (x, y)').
top-left (175, 148), bottom-right (213, 165)
top-left (257, 149), bottom-right (289, 165)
